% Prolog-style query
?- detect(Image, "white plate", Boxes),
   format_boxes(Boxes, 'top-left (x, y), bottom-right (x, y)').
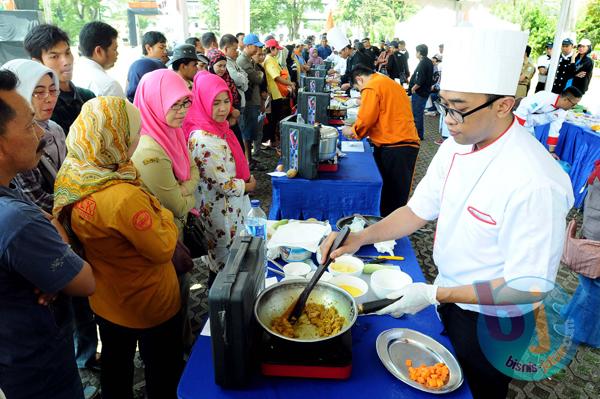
top-left (376, 328), bottom-right (463, 394)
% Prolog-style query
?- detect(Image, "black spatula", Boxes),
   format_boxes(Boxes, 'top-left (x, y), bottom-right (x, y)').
top-left (287, 226), bottom-right (351, 324)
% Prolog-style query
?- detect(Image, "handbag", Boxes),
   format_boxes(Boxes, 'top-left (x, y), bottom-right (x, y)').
top-left (172, 240), bottom-right (194, 275)
top-left (276, 69), bottom-right (290, 98)
top-left (183, 212), bottom-right (208, 259)
top-left (561, 219), bottom-right (600, 279)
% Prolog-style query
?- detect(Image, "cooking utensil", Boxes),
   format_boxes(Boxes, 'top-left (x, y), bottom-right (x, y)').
top-left (327, 107), bottom-right (348, 118)
top-left (267, 267), bottom-right (285, 277)
top-left (319, 125), bottom-right (338, 161)
top-left (376, 328), bottom-right (464, 394)
top-left (358, 255), bottom-right (405, 261)
top-left (365, 258), bottom-right (387, 264)
top-left (305, 270), bottom-right (333, 282)
top-left (254, 280), bottom-right (398, 343)
top-left (287, 226), bottom-right (351, 323)
top-left (268, 258), bottom-right (285, 271)
top-left (255, 280), bottom-right (357, 343)
top-left (336, 215), bottom-right (383, 231)
top-left (358, 298), bottom-right (398, 314)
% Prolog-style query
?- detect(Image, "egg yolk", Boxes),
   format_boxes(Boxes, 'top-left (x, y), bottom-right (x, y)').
top-left (339, 284), bottom-right (363, 297)
top-left (331, 262), bottom-right (357, 273)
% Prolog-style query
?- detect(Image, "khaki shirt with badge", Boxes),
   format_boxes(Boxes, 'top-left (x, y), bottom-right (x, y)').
top-left (516, 58), bottom-right (536, 97)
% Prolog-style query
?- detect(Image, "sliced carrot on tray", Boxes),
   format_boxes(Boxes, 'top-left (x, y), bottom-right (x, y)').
top-left (405, 359), bottom-right (450, 389)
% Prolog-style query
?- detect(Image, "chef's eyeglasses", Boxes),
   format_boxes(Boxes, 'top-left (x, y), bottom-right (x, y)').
top-left (32, 89), bottom-right (60, 99)
top-left (434, 95), bottom-right (504, 124)
top-left (171, 98), bottom-right (192, 111)
top-left (565, 96), bottom-right (580, 106)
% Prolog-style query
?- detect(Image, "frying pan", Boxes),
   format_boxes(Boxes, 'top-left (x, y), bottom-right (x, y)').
top-left (254, 280), bottom-right (395, 343)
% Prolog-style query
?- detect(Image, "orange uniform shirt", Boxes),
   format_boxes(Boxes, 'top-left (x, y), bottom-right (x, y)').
top-left (71, 183), bottom-right (181, 329)
top-left (352, 73), bottom-right (420, 148)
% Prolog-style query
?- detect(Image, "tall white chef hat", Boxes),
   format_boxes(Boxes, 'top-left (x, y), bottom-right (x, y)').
top-left (440, 28), bottom-right (529, 96)
top-left (327, 27), bottom-right (350, 51)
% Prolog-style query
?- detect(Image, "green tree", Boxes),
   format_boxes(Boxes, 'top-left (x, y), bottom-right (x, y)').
top-left (49, 0), bottom-right (104, 41)
top-left (491, 0), bottom-right (559, 58)
top-left (387, 0), bottom-right (419, 22)
top-left (198, 0), bottom-right (219, 32)
top-left (250, 0), bottom-right (324, 39)
top-left (577, 0), bottom-right (600, 49)
top-left (336, 0), bottom-right (383, 39)
top-left (249, 0), bottom-right (279, 34)
top-left (336, 0), bottom-right (419, 40)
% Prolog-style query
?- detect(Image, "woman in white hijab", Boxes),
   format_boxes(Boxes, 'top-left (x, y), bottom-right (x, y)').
top-left (2, 59), bottom-right (66, 213)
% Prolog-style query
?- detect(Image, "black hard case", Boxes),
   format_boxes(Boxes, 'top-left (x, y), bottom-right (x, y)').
top-left (297, 91), bottom-right (330, 125)
top-left (208, 235), bottom-right (266, 387)
top-left (280, 115), bottom-right (320, 179)
top-left (301, 76), bottom-right (327, 92)
top-left (307, 68), bottom-right (326, 77)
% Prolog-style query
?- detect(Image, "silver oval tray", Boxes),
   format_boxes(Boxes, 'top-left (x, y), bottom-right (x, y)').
top-left (376, 328), bottom-right (463, 394)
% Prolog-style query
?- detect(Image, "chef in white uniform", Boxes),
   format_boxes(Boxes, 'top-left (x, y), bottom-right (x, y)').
top-left (320, 28), bottom-right (574, 399)
top-left (514, 86), bottom-right (582, 156)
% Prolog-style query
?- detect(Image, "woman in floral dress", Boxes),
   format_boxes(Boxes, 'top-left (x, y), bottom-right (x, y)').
top-left (183, 72), bottom-right (257, 286)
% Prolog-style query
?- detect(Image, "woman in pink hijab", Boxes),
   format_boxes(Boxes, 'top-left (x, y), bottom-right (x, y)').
top-left (183, 72), bottom-right (256, 286)
top-left (132, 69), bottom-right (199, 236)
top-left (131, 69), bottom-right (200, 350)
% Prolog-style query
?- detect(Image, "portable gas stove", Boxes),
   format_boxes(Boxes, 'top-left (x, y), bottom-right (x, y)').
top-left (318, 155), bottom-right (339, 172)
top-left (259, 328), bottom-right (353, 379)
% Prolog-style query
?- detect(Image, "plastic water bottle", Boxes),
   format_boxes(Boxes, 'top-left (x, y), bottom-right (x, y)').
top-left (245, 200), bottom-right (268, 278)
top-left (245, 200), bottom-right (267, 239)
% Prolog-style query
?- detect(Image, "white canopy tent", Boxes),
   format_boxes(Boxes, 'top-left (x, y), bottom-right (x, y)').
top-left (392, 0), bottom-right (578, 93)
top-left (394, 4), bottom-right (520, 72)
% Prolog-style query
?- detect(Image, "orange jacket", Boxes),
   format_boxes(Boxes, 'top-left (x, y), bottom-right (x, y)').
top-left (72, 183), bottom-right (180, 329)
top-left (352, 73), bottom-right (420, 147)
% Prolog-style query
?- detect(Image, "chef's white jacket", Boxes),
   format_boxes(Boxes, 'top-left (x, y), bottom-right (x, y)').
top-left (407, 120), bottom-right (574, 316)
top-left (514, 90), bottom-right (566, 147)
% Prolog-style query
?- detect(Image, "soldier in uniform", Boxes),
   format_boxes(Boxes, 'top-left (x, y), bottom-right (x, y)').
top-left (516, 45), bottom-right (535, 97)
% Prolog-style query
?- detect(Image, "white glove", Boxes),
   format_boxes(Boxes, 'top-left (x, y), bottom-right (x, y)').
top-left (376, 283), bottom-right (439, 318)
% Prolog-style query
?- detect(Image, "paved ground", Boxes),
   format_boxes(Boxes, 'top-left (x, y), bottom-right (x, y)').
top-left (80, 115), bottom-right (599, 398)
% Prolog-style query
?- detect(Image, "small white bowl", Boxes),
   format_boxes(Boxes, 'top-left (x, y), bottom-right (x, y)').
top-left (329, 255), bottom-right (364, 277)
top-left (370, 269), bottom-right (413, 299)
top-left (283, 262), bottom-right (311, 277)
top-left (305, 270), bottom-right (333, 282)
top-left (330, 275), bottom-right (368, 298)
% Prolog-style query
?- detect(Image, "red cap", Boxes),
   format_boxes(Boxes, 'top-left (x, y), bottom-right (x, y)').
top-left (265, 38), bottom-right (283, 50)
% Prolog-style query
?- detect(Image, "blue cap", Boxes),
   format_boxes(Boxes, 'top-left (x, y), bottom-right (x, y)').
top-left (251, 199), bottom-right (261, 207)
top-left (562, 38), bottom-right (574, 46)
top-left (243, 33), bottom-right (264, 47)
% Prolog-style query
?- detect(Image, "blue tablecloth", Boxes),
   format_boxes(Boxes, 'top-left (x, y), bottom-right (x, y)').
top-left (534, 122), bottom-right (600, 208)
top-left (177, 237), bottom-right (472, 399)
top-left (268, 140), bottom-right (383, 222)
